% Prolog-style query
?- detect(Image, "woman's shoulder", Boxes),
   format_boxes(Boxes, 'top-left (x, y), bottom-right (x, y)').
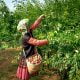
top-left (25, 32), bottom-right (31, 37)
top-left (22, 32), bottom-right (31, 41)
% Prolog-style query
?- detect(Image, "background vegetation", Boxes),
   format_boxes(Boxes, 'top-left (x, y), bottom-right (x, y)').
top-left (0, 0), bottom-right (80, 80)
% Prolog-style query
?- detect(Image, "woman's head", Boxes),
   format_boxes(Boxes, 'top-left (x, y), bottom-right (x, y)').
top-left (17, 19), bottom-right (29, 32)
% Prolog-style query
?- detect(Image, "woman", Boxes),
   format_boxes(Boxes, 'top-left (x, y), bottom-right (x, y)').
top-left (16, 14), bottom-right (48, 80)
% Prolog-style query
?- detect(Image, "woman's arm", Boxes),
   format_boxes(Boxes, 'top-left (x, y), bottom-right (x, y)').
top-left (29, 14), bottom-right (45, 30)
top-left (27, 37), bottom-right (48, 46)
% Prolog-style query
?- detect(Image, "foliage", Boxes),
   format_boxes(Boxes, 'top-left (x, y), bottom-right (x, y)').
top-left (0, 0), bottom-right (80, 79)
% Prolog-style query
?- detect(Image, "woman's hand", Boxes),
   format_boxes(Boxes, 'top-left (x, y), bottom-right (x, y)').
top-left (29, 14), bottom-right (45, 30)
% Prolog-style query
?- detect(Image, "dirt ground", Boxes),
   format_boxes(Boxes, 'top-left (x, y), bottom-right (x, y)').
top-left (0, 48), bottom-right (62, 80)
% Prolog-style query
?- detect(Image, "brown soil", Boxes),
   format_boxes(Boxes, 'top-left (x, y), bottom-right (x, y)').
top-left (0, 48), bottom-right (62, 80)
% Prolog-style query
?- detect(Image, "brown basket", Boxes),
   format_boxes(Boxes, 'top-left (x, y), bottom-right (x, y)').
top-left (26, 53), bottom-right (42, 74)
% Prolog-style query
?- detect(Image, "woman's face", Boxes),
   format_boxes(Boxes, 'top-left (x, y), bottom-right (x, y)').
top-left (19, 29), bottom-right (26, 32)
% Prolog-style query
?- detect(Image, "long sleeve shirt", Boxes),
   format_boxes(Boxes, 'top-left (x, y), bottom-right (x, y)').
top-left (22, 15), bottom-right (48, 58)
